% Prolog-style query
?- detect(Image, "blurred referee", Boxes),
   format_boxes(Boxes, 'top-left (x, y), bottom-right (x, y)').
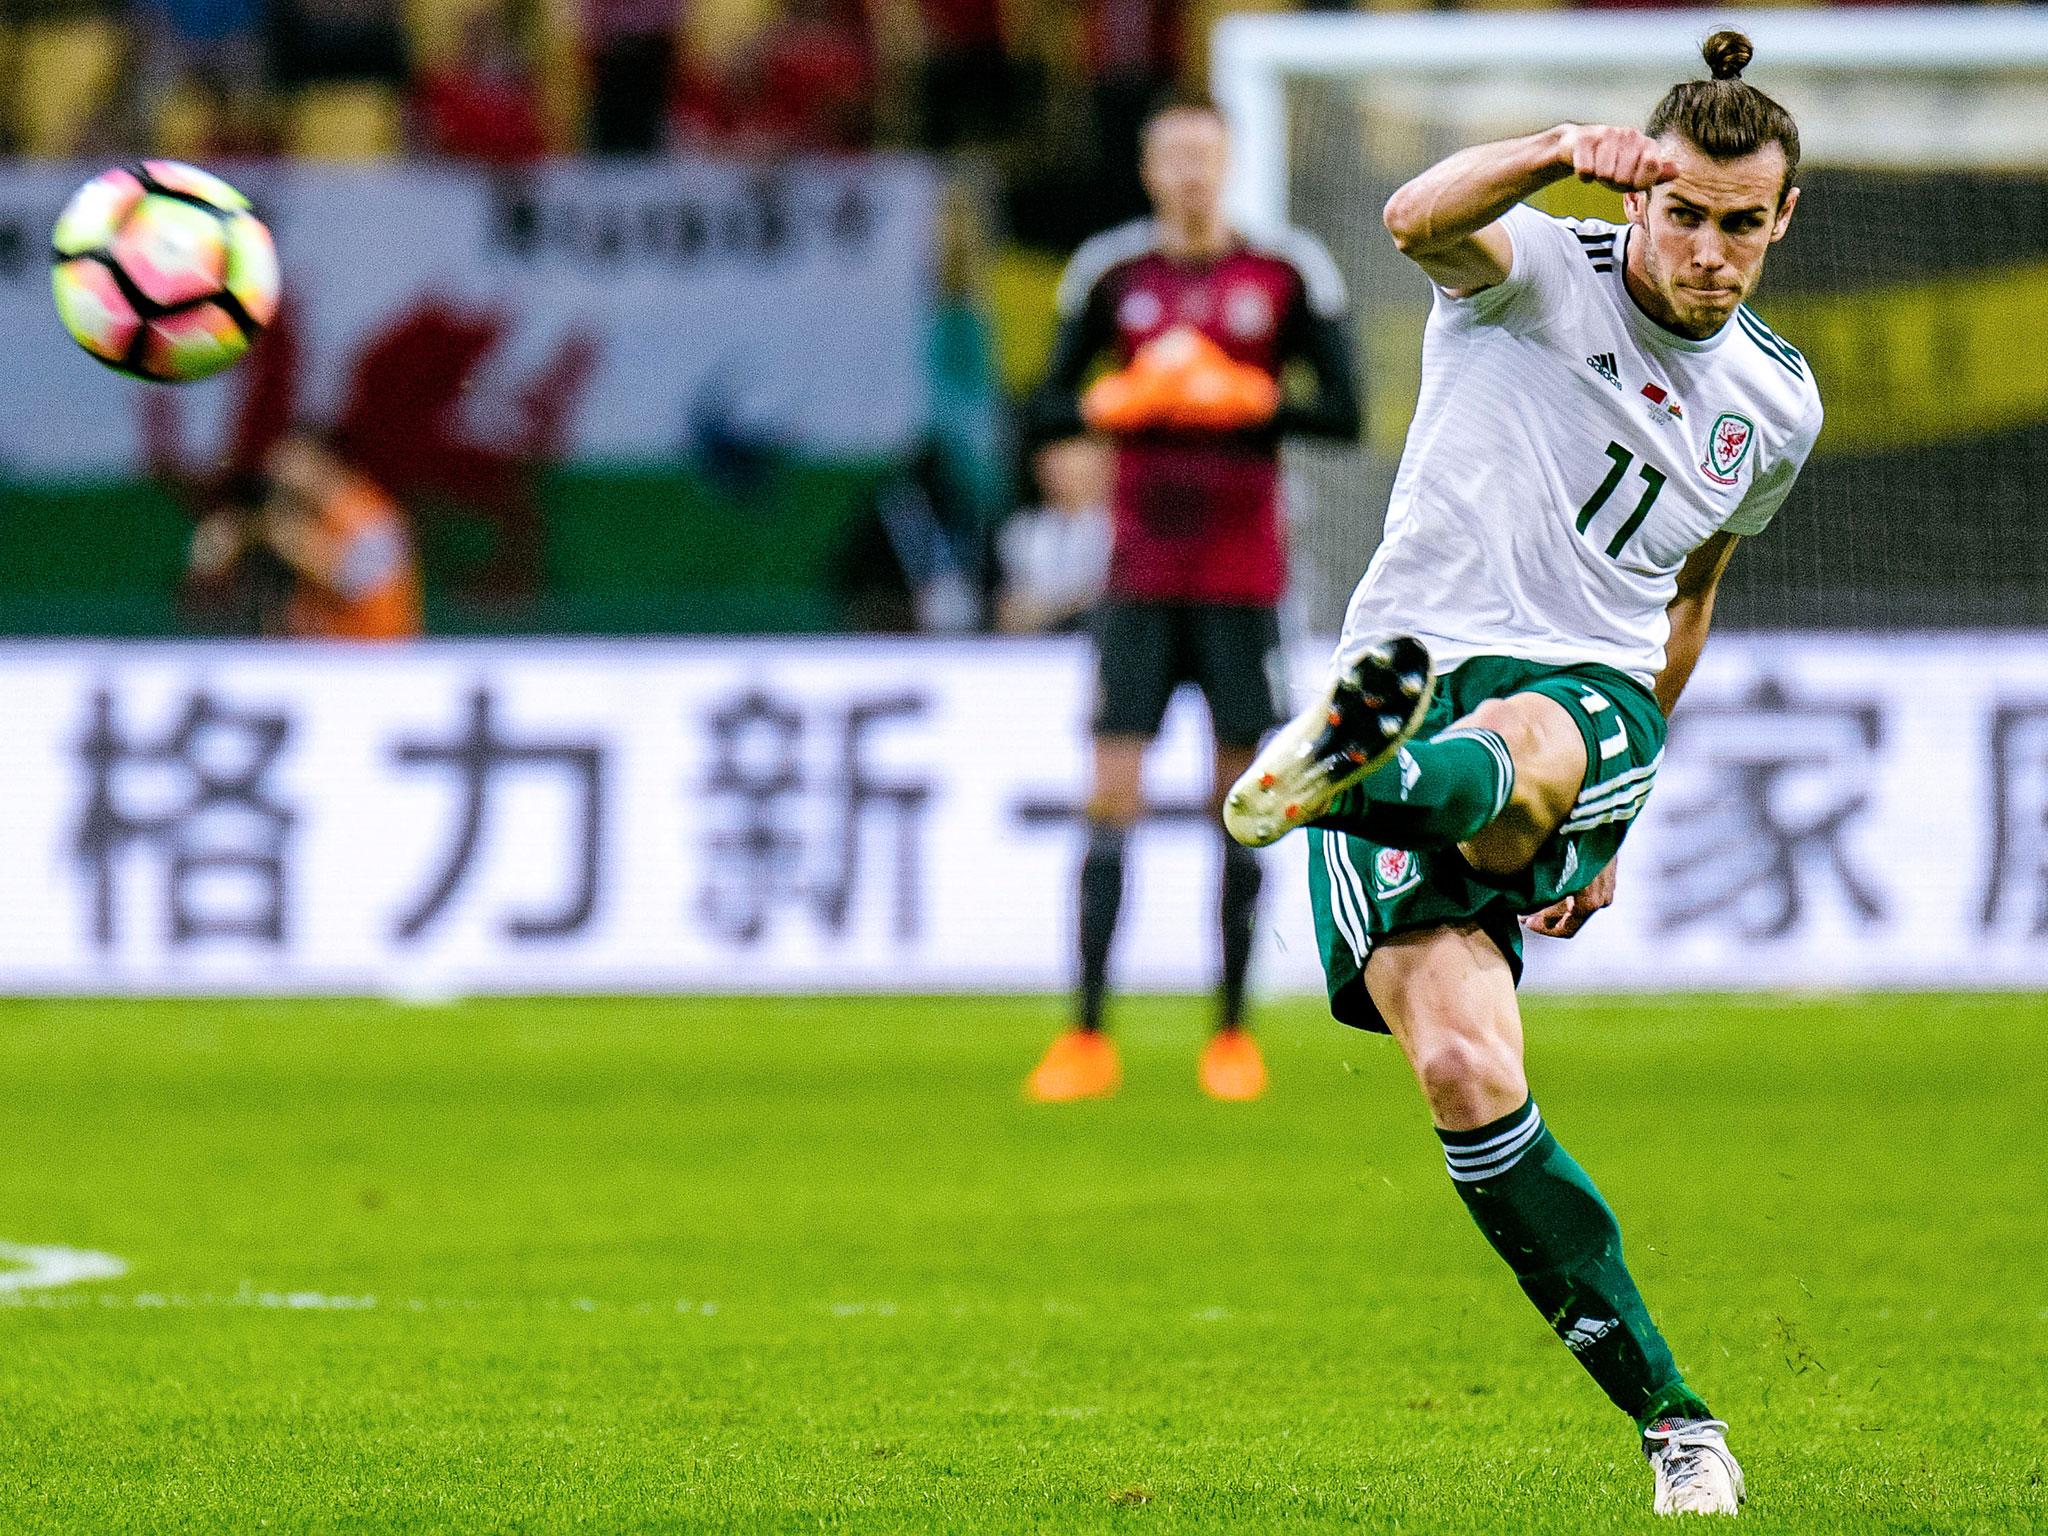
top-left (1024, 98), bottom-right (1361, 1102)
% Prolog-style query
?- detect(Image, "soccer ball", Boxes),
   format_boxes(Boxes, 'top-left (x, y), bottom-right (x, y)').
top-left (50, 161), bottom-right (281, 384)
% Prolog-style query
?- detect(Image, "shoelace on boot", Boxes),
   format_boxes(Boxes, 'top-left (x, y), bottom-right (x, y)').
top-left (1656, 1440), bottom-right (1714, 1493)
top-left (1649, 1423), bottom-right (1731, 1496)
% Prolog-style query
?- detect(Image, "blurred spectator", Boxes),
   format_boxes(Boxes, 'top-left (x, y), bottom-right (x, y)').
top-left (835, 176), bottom-right (1007, 633)
top-left (186, 431), bottom-right (423, 639)
top-left (181, 470), bottom-right (297, 634)
top-left (584, 0), bottom-right (677, 154)
top-left (1085, 0), bottom-right (1181, 224)
top-left (677, 0), bottom-right (874, 154)
top-left (996, 439), bottom-right (1111, 634)
top-left (413, 3), bottom-right (549, 162)
top-left (835, 447), bottom-right (980, 634)
top-left (758, 0), bottom-right (874, 151)
top-left (132, 0), bottom-right (271, 155)
top-left (915, 0), bottom-right (1014, 151)
top-left (928, 179), bottom-right (1011, 577)
top-left (267, 0), bottom-right (408, 87)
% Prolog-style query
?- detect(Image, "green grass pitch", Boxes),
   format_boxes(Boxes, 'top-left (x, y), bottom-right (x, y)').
top-left (0, 993), bottom-right (2041, 1533)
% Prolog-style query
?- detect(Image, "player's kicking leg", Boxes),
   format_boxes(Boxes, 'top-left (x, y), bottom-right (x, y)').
top-left (1231, 634), bottom-right (1589, 880)
top-left (1366, 927), bottom-right (1743, 1516)
top-left (1223, 637), bottom-right (1435, 848)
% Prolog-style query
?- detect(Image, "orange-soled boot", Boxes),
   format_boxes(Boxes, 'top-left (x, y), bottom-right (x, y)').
top-left (1025, 1028), bottom-right (1122, 1102)
top-left (1198, 1028), bottom-right (1268, 1102)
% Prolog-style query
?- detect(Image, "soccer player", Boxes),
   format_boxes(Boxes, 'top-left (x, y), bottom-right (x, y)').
top-left (1224, 33), bottom-right (1819, 1514)
top-left (1023, 98), bottom-right (1361, 1103)
top-left (187, 431), bottom-right (423, 641)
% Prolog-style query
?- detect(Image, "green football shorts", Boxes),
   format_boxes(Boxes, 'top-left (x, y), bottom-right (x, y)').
top-left (1307, 654), bottom-right (1667, 1034)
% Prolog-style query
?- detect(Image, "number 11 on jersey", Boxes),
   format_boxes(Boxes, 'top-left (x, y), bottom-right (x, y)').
top-left (1576, 442), bottom-right (1666, 560)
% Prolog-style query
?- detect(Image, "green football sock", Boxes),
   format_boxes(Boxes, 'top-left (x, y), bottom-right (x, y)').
top-left (1437, 1100), bottom-right (1711, 1428)
top-left (1316, 727), bottom-right (1514, 849)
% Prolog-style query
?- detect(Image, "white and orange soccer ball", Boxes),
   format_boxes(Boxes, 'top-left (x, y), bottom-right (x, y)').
top-left (50, 161), bottom-right (281, 384)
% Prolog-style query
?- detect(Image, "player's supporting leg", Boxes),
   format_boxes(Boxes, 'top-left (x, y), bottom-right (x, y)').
top-left (1213, 739), bottom-right (1262, 1030)
top-left (1078, 735), bottom-right (1145, 1033)
top-left (1027, 734), bottom-right (1143, 1101)
top-left (1364, 926), bottom-right (1732, 1499)
top-left (1203, 739), bottom-right (1268, 1101)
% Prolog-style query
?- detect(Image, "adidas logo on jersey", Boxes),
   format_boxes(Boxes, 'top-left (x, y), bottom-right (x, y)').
top-left (1586, 353), bottom-right (1621, 389)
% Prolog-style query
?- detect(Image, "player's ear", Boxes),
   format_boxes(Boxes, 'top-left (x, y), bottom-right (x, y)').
top-left (1622, 189), bottom-right (1649, 226)
top-left (1770, 185), bottom-right (1799, 242)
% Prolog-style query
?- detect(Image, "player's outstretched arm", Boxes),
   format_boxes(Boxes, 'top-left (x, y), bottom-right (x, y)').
top-left (1383, 125), bottom-right (1679, 295)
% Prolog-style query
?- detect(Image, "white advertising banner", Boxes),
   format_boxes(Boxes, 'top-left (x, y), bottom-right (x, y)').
top-left (0, 157), bottom-right (937, 477)
top-left (0, 634), bottom-right (2040, 996)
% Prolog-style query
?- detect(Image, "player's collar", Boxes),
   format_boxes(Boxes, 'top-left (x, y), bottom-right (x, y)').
top-left (1156, 222), bottom-right (1243, 266)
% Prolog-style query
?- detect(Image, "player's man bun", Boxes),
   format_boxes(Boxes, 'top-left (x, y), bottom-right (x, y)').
top-left (1702, 29), bottom-right (1752, 81)
top-left (1647, 30), bottom-right (1800, 200)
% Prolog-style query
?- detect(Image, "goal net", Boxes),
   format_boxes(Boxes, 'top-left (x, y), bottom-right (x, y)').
top-left (1213, 9), bottom-right (2048, 634)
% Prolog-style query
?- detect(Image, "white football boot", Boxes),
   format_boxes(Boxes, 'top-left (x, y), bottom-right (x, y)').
top-left (1222, 635), bottom-right (1433, 848)
top-left (1643, 1416), bottom-right (1746, 1516)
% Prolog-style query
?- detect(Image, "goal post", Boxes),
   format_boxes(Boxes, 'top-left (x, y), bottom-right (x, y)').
top-left (1210, 8), bottom-right (2048, 633)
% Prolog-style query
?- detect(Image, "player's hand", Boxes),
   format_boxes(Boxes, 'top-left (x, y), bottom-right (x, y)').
top-left (1558, 125), bottom-right (1681, 193)
top-left (1523, 858), bottom-right (1618, 940)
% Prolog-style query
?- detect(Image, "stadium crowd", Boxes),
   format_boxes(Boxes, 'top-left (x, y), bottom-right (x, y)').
top-left (2, 0), bottom-right (1981, 641)
top-left (8, 0), bottom-right (1193, 192)
top-left (5, 0), bottom-right (1903, 232)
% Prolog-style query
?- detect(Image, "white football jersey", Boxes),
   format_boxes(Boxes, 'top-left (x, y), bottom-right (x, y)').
top-left (1339, 203), bottom-right (1824, 688)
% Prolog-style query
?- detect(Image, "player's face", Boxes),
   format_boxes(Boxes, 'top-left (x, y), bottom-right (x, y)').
top-left (1623, 137), bottom-right (1798, 339)
top-left (1141, 111), bottom-right (1229, 230)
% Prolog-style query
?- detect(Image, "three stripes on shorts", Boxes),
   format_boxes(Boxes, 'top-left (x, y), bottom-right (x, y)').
top-left (1561, 751), bottom-right (1661, 835)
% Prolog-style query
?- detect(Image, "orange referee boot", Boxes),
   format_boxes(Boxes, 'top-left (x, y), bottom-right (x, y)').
top-left (1025, 1028), bottom-right (1122, 1102)
top-left (1199, 1028), bottom-right (1268, 1101)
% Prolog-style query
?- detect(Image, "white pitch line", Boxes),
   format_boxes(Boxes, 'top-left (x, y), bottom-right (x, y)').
top-left (0, 1290), bottom-right (739, 1313)
top-left (0, 1242), bottom-right (128, 1293)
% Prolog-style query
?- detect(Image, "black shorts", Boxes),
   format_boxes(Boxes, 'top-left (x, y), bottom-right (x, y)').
top-left (1092, 601), bottom-right (1285, 748)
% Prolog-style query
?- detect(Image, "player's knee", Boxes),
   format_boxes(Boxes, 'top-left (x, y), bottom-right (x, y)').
top-left (1088, 789), bottom-right (1143, 827)
top-left (1209, 751), bottom-right (1258, 816)
top-left (1458, 695), bottom-right (1582, 865)
top-left (1462, 698), bottom-right (1545, 762)
top-left (1411, 1030), bottom-right (1526, 1127)
top-left (1088, 769), bottom-right (1145, 826)
top-left (1090, 741), bottom-right (1148, 826)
